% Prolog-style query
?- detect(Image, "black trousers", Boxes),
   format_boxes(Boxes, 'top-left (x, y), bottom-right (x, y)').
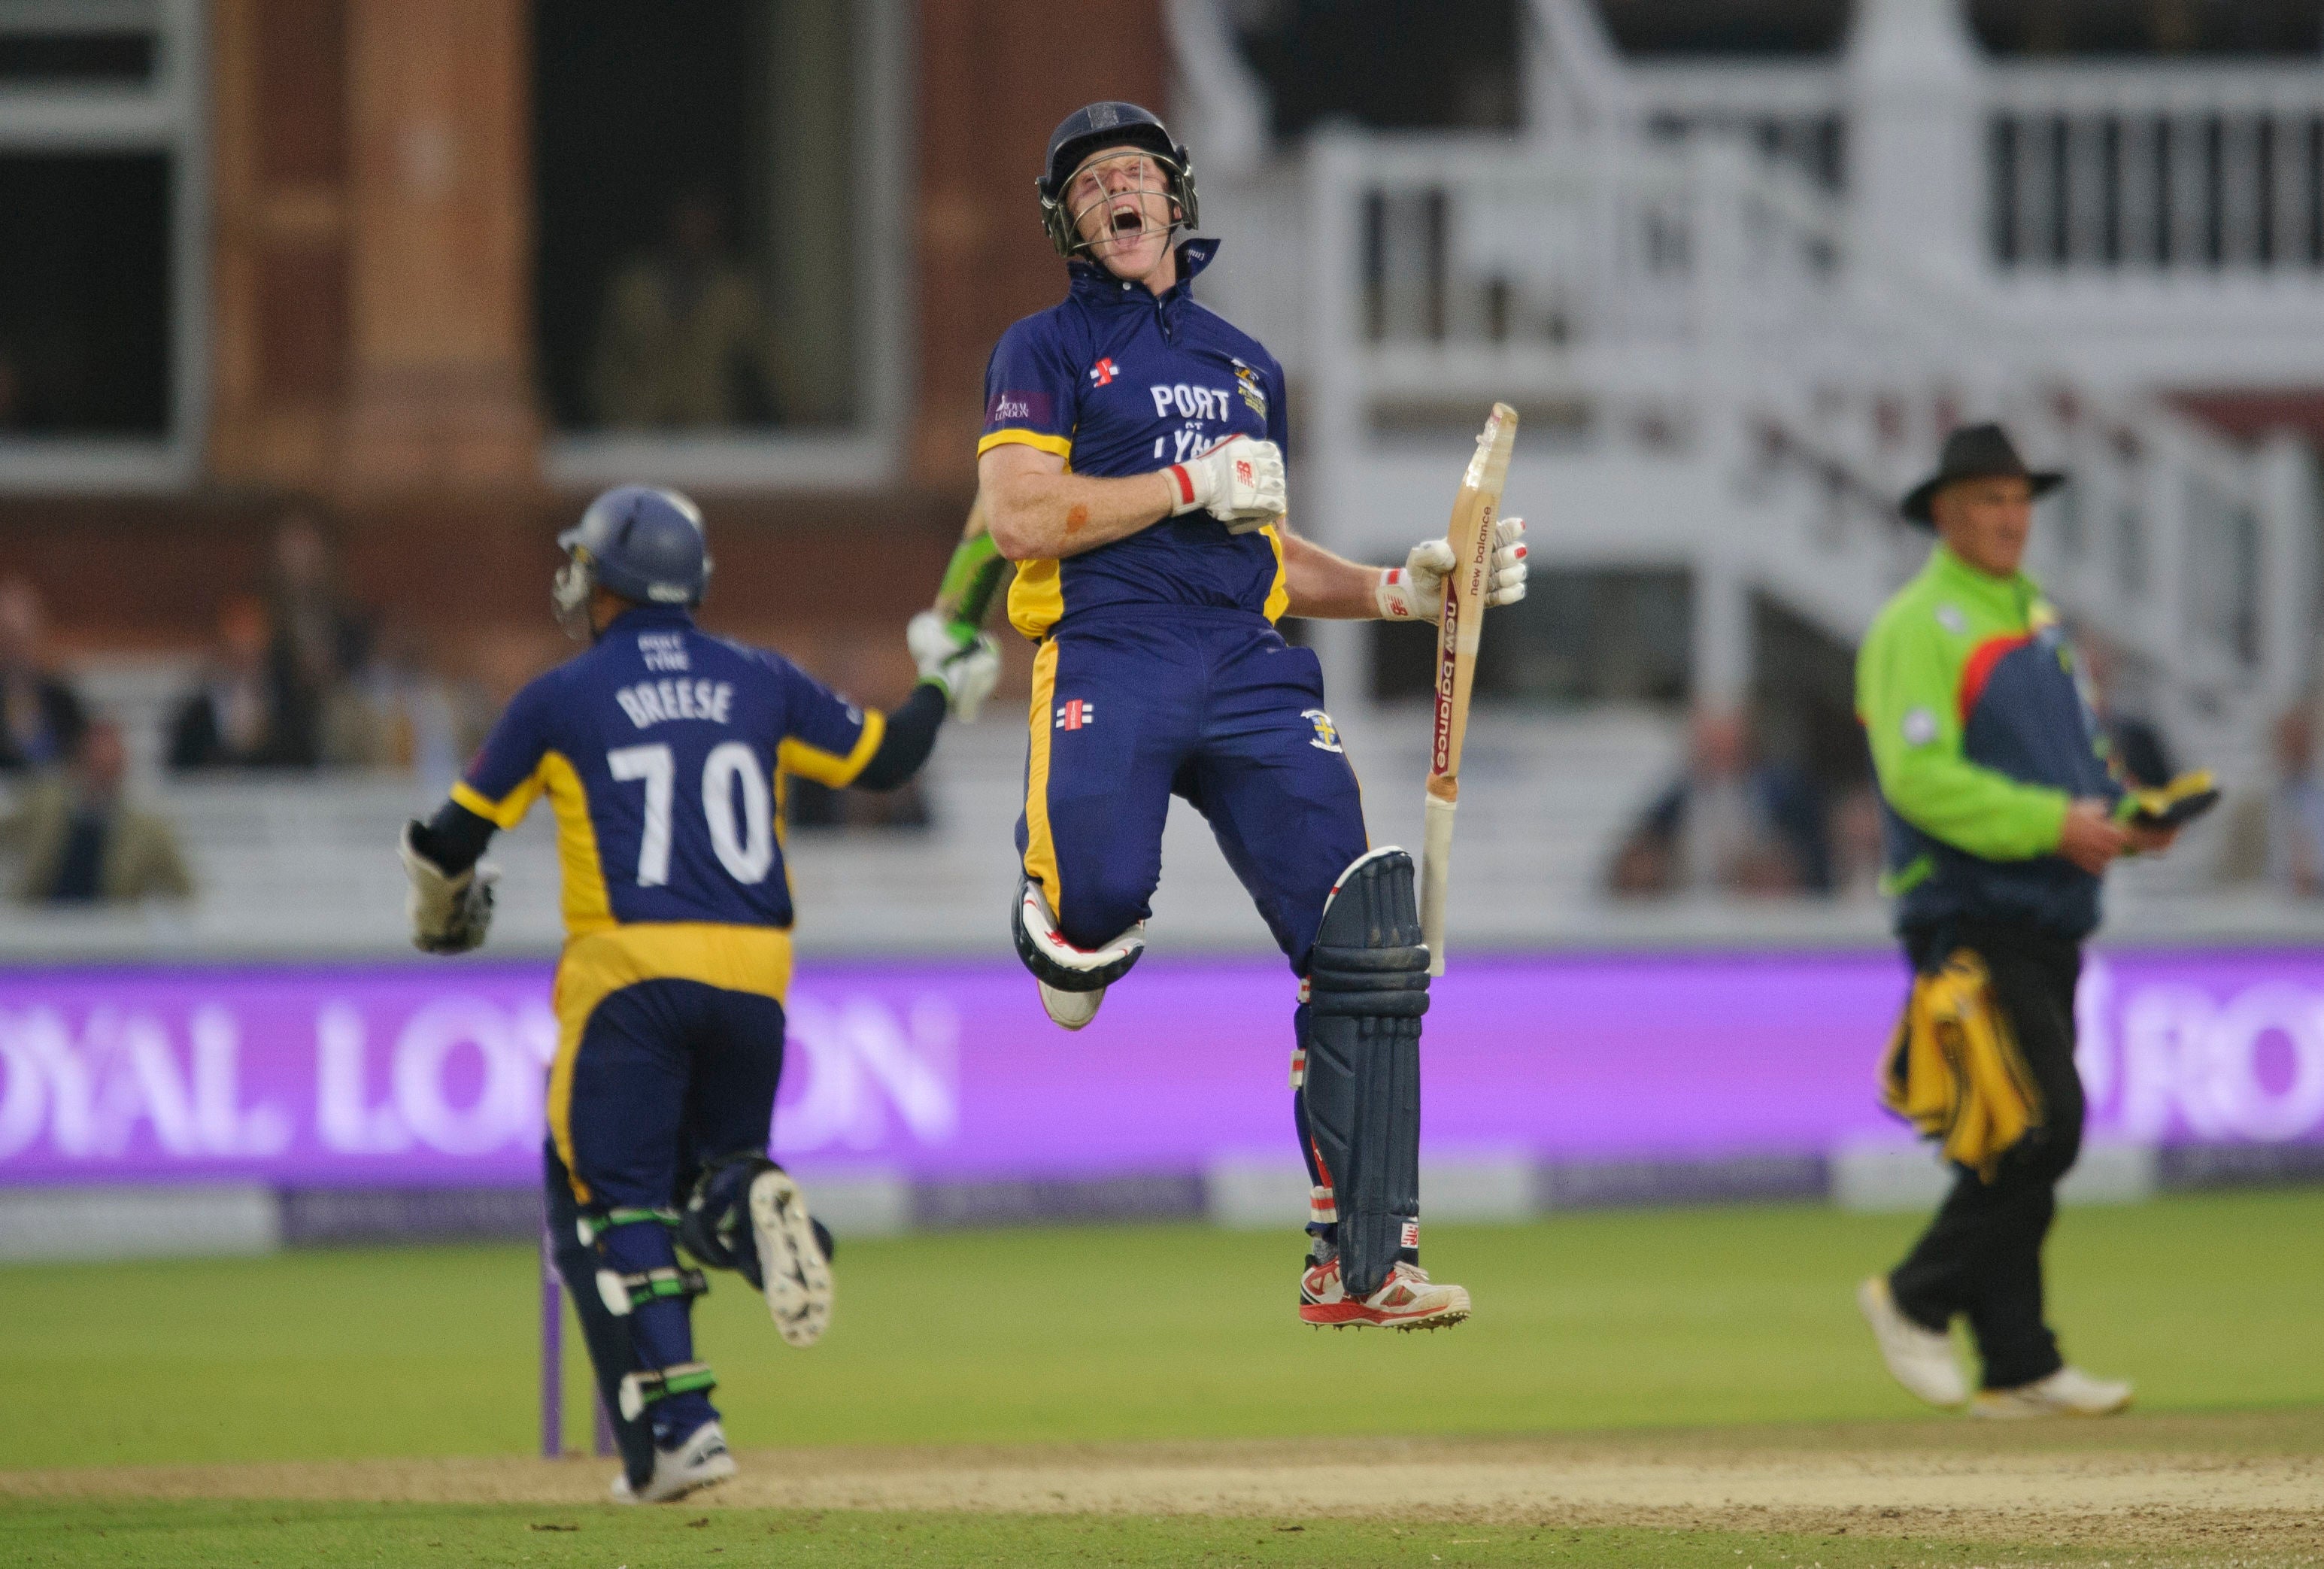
top-left (1889, 921), bottom-right (2086, 1390)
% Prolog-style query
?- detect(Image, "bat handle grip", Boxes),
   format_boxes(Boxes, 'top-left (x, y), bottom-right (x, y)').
top-left (1419, 793), bottom-right (1457, 979)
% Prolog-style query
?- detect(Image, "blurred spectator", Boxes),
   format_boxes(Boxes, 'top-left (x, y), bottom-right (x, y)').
top-left (2075, 630), bottom-right (2174, 788)
top-left (1608, 709), bottom-right (1830, 897)
top-left (1830, 783), bottom-right (1888, 900)
top-left (269, 506), bottom-right (372, 703)
top-left (167, 595), bottom-right (317, 769)
top-left (0, 717), bottom-right (191, 904)
top-left (2264, 705), bottom-right (2324, 897)
top-left (588, 190), bottom-right (778, 429)
top-left (335, 622), bottom-right (487, 784)
top-left (0, 578), bottom-right (87, 772)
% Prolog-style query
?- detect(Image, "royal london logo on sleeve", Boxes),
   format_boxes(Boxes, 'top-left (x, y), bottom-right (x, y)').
top-left (987, 390), bottom-right (1053, 427)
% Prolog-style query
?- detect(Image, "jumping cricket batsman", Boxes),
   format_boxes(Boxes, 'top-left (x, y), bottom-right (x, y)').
top-left (1855, 424), bottom-right (2195, 1416)
top-left (976, 102), bottom-right (1528, 1331)
top-left (398, 486), bottom-right (997, 1501)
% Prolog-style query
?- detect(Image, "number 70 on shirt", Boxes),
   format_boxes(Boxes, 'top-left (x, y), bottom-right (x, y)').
top-left (607, 742), bottom-right (778, 887)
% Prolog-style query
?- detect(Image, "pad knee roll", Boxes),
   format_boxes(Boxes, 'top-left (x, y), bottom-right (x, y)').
top-left (1299, 848), bottom-right (1429, 1300)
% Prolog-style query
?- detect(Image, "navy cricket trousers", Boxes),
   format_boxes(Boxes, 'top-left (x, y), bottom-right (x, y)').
top-left (545, 979), bottom-right (786, 1464)
top-left (1018, 608), bottom-right (1369, 972)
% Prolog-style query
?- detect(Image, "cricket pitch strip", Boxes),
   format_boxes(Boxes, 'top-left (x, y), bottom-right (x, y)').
top-left (5, 1413), bottom-right (2318, 1557)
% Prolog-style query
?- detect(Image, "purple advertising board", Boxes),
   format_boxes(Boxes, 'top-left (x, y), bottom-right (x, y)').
top-left (1, 950), bottom-right (2320, 1187)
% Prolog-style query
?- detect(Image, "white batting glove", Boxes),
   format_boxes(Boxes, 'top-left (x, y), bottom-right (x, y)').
top-left (1166, 434), bottom-right (1286, 533)
top-left (907, 610), bottom-right (1003, 722)
top-left (1374, 515), bottom-right (1528, 622)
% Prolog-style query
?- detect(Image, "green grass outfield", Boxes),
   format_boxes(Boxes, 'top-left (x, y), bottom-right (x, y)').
top-left (5, 1190), bottom-right (2321, 1565)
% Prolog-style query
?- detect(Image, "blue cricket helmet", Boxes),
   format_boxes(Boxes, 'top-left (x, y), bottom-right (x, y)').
top-left (558, 485), bottom-right (711, 606)
top-left (1036, 101), bottom-right (1197, 259)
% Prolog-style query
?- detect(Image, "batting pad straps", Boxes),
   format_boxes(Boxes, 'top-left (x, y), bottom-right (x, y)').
top-left (577, 1206), bottom-right (679, 1247)
top-left (596, 1265), bottom-right (710, 1318)
top-left (617, 1361), bottom-right (717, 1422)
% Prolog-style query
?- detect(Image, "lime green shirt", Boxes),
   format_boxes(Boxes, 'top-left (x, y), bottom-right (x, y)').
top-left (1855, 546), bottom-right (2072, 864)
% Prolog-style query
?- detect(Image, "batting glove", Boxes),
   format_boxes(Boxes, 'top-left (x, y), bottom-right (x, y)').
top-left (1166, 434), bottom-right (1286, 533)
top-left (908, 610), bottom-right (1003, 722)
top-left (1375, 515), bottom-right (1528, 622)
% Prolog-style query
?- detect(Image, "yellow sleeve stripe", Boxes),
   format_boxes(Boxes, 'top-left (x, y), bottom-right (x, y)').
top-left (451, 773), bottom-right (541, 830)
top-left (978, 429), bottom-right (1074, 460)
top-left (778, 708), bottom-right (888, 788)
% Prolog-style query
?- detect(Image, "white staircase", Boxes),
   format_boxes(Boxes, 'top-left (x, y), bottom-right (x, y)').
top-left (1173, 0), bottom-right (2324, 892)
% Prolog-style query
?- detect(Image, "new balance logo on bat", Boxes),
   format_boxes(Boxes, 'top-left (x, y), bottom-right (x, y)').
top-left (1054, 700), bottom-right (1096, 730)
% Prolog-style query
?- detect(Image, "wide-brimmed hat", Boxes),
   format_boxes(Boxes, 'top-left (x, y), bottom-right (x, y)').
top-left (1900, 423), bottom-right (2066, 527)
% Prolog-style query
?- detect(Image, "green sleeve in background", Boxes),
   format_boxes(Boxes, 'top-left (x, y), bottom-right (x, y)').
top-left (1856, 611), bottom-right (2071, 863)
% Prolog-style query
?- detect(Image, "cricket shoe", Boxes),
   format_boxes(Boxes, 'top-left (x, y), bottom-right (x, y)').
top-left (1970, 1366), bottom-right (2134, 1419)
top-left (1299, 1255), bottom-right (1471, 1331)
top-left (1856, 1276), bottom-right (1968, 1409)
top-left (609, 1419), bottom-right (736, 1504)
top-left (748, 1167), bottom-right (833, 1348)
top-left (1038, 980), bottom-right (1106, 1030)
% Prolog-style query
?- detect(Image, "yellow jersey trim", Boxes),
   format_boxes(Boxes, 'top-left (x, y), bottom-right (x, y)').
top-left (451, 776), bottom-right (539, 830)
top-left (1261, 521), bottom-right (1290, 623)
top-left (537, 751), bottom-right (614, 937)
top-left (978, 428), bottom-right (1074, 460)
top-left (777, 708), bottom-right (887, 788)
top-left (1021, 638), bottom-right (1063, 909)
top-left (547, 921), bottom-right (797, 1200)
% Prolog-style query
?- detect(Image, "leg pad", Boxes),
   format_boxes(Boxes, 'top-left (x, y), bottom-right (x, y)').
top-left (1298, 848), bottom-right (1430, 1300)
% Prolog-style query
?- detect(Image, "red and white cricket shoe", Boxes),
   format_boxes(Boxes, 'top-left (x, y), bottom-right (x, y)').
top-left (1299, 1254), bottom-right (1471, 1331)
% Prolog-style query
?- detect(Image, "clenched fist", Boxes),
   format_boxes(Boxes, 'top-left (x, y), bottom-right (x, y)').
top-left (1167, 434), bottom-right (1286, 533)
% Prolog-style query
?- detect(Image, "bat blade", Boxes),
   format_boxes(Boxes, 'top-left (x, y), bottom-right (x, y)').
top-left (1419, 402), bottom-right (1518, 976)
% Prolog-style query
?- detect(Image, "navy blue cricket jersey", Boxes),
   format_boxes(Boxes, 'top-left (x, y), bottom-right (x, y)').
top-left (978, 240), bottom-right (1291, 639)
top-left (455, 605), bottom-right (881, 945)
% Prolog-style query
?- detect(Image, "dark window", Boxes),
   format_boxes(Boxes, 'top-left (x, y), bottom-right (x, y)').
top-left (1237, 1), bottom-right (1522, 138)
top-left (1968, 0), bottom-right (2324, 55)
top-left (0, 32), bottom-right (156, 83)
top-left (1592, 0), bottom-right (1850, 55)
top-left (532, 0), bottom-right (859, 434)
top-left (1372, 568), bottom-right (1692, 705)
top-left (0, 154), bottom-right (171, 435)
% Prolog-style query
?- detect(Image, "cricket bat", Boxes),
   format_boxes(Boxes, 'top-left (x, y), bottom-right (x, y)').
top-left (933, 494), bottom-right (1010, 639)
top-left (1418, 402), bottom-right (1518, 977)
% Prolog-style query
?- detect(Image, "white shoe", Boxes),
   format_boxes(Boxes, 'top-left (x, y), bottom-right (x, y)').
top-left (1971, 1365), bottom-right (2134, 1419)
top-left (1038, 979), bottom-right (1106, 1030)
top-left (1857, 1276), bottom-right (1968, 1409)
top-left (608, 1419), bottom-right (736, 1504)
top-left (748, 1168), bottom-right (833, 1348)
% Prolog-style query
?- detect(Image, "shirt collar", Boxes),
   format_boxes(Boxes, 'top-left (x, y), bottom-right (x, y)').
top-left (1928, 543), bottom-right (2035, 618)
top-left (1066, 238), bottom-right (1220, 308)
top-left (605, 602), bottom-right (696, 634)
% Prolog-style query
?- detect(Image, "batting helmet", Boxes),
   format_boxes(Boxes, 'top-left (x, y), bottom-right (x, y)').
top-left (1036, 101), bottom-right (1197, 259)
top-left (558, 485), bottom-right (711, 606)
